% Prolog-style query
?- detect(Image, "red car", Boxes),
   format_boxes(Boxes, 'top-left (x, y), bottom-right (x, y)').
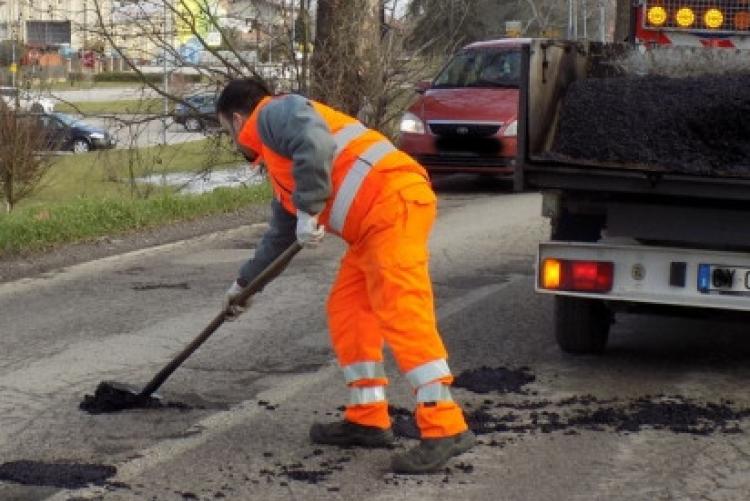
top-left (397, 38), bottom-right (528, 177)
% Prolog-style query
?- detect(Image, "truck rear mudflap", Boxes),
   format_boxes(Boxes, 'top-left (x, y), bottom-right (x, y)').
top-left (537, 241), bottom-right (750, 312)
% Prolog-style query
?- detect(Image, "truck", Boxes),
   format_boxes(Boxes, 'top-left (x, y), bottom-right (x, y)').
top-left (516, 0), bottom-right (750, 354)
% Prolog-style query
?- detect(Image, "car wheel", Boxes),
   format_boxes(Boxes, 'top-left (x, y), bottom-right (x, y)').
top-left (184, 117), bottom-right (202, 132)
top-left (72, 139), bottom-right (91, 153)
top-left (554, 296), bottom-right (611, 354)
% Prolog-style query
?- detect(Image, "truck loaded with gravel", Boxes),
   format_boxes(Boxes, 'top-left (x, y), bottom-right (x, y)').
top-left (515, 1), bottom-right (750, 354)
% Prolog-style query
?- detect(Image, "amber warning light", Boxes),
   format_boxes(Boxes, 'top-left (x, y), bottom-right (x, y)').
top-left (644, 3), bottom-right (750, 31)
top-left (541, 259), bottom-right (614, 293)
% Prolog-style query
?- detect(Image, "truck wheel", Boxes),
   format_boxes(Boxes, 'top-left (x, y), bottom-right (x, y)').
top-left (554, 296), bottom-right (611, 354)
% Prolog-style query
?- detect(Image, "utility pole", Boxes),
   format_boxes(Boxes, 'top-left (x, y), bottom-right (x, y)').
top-left (162, 1), bottom-right (170, 146)
top-left (567, 0), bottom-right (573, 39)
top-left (11, 0), bottom-right (18, 89)
top-left (582, 0), bottom-right (588, 40)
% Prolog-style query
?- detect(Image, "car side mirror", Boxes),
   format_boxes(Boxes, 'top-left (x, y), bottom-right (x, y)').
top-left (415, 80), bottom-right (431, 94)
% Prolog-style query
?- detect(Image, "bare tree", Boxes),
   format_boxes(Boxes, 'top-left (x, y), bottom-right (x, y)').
top-left (0, 106), bottom-right (52, 212)
top-left (520, 0), bottom-right (566, 35)
top-left (310, 0), bottom-right (382, 116)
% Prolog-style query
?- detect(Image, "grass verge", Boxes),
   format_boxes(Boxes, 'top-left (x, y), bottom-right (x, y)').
top-left (0, 137), bottom-right (271, 257)
top-left (30, 81), bottom-right (143, 91)
top-left (55, 99), bottom-right (166, 114)
top-left (28, 137), bottom-right (241, 207)
top-left (0, 186), bottom-right (271, 256)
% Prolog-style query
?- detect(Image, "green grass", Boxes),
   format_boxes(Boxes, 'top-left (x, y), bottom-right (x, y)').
top-left (25, 138), bottom-right (242, 207)
top-left (0, 186), bottom-right (271, 255)
top-left (29, 81), bottom-right (143, 91)
top-left (55, 98), bottom-right (166, 114)
top-left (0, 137), bottom-right (272, 256)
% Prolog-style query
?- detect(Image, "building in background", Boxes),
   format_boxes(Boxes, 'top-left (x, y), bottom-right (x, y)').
top-left (0, 0), bottom-right (113, 51)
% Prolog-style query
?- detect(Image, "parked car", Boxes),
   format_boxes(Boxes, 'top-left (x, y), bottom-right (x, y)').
top-left (0, 86), bottom-right (56, 114)
top-left (173, 93), bottom-right (219, 132)
top-left (397, 38), bottom-right (527, 177)
top-left (20, 112), bottom-right (116, 153)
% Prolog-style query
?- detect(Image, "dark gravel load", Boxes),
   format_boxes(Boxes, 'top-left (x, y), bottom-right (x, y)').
top-left (551, 73), bottom-right (750, 176)
top-left (0, 461), bottom-right (116, 488)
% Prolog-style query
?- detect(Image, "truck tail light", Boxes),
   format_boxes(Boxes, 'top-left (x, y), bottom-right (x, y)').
top-left (541, 259), bottom-right (614, 293)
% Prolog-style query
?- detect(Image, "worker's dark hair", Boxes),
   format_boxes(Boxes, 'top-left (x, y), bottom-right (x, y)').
top-left (216, 77), bottom-right (272, 118)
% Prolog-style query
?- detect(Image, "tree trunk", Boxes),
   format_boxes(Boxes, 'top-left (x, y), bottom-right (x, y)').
top-left (613, 0), bottom-right (632, 43)
top-left (311, 0), bottom-right (381, 116)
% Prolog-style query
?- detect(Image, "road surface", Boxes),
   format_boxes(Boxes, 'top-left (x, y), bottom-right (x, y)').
top-left (1, 177), bottom-right (749, 500)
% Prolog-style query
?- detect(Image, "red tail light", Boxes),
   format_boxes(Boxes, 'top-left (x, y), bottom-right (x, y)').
top-left (541, 259), bottom-right (614, 293)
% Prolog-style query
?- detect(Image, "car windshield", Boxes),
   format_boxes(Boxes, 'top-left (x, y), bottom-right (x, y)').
top-left (432, 48), bottom-right (521, 89)
top-left (54, 112), bottom-right (81, 127)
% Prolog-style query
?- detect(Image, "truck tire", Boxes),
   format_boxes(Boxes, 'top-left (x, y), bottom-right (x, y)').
top-left (554, 296), bottom-right (611, 354)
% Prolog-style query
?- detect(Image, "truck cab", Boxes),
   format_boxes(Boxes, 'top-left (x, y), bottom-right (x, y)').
top-left (397, 38), bottom-right (527, 177)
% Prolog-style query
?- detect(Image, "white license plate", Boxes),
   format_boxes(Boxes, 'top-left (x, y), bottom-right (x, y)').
top-left (699, 264), bottom-right (750, 293)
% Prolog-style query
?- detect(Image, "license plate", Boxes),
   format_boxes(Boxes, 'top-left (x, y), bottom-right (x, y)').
top-left (698, 264), bottom-right (750, 294)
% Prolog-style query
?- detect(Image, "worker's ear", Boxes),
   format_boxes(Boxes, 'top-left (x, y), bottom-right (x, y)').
top-left (232, 112), bottom-right (247, 135)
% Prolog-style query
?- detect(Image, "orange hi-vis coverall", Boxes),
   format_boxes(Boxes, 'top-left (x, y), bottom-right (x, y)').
top-left (236, 94), bottom-right (468, 438)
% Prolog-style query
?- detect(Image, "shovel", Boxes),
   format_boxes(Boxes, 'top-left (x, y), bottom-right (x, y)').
top-left (80, 241), bottom-right (303, 413)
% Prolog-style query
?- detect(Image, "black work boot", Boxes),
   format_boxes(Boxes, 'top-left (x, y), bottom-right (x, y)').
top-left (391, 430), bottom-right (476, 474)
top-left (309, 420), bottom-right (395, 448)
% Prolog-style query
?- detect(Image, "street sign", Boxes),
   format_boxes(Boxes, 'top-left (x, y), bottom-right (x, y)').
top-left (9, 63), bottom-right (17, 74)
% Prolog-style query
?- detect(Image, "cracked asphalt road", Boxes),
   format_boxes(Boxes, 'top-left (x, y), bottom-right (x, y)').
top-left (2, 175), bottom-right (750, 500)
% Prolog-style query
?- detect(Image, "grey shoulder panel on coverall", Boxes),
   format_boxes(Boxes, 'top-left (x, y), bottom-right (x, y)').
top-left (237, 95), bottom-right (336, 285)
top-left (257, 94), bottom-right (336, 215)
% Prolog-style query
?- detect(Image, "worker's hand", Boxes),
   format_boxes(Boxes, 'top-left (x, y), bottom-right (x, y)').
top-left (296, 211), bottom-right (325, 248)
top-left (223, 280), bottom-right (253, 321)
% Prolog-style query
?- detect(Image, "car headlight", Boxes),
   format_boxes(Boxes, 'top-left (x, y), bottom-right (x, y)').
top-left (502, 119), bottom-right (517, 137)
top-left (89, 132), bottom-right (105, 139)
top-left (399, 112), bottom-right (426, 134)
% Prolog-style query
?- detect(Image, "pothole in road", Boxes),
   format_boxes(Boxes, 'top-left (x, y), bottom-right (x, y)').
top-left (0, 460), bottom-right (117, 489)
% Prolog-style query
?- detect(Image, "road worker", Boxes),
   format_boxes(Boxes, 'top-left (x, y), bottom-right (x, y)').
top-left (216, 78), bottom-right (475, 474)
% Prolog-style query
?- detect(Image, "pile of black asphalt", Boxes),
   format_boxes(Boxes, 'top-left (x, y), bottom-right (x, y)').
top-left (551, 73), bottom-right (750, 177)
top-left (79, 381), bottom-right (190, 414)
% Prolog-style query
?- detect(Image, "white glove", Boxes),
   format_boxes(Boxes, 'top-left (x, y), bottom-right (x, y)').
top-left (223, 280), bottom-right (253, 321)
top-left (296, 210), bottom-right (325, 248)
